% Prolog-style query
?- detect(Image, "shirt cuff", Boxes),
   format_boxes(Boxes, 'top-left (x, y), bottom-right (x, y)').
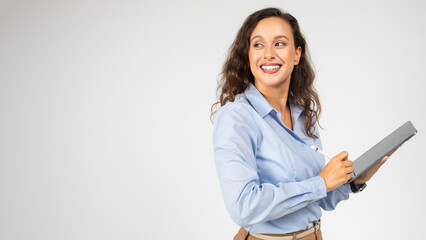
top-left (337, 182), bottom-right (352, 195)
top-left (307, 176), bottom-right (327, 199)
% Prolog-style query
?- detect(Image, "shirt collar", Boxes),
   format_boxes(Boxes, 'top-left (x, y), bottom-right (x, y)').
top-left (244, 83), bottom-right (303, 119)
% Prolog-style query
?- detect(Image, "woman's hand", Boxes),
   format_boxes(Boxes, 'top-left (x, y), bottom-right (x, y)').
top-left (318, 151), bottom-right (354, 192)
top-left (353, 145), bottom-right (401, 185)
top-left (353, 156), bottom-right (387, 185)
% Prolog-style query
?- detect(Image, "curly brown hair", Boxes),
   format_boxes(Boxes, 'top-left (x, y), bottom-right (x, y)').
top-left (211, 7), bottom-right (322, 139)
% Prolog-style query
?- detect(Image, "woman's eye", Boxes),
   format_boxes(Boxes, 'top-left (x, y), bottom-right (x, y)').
top-left (254, 43), bottom-right (263, 48)
top-left (276, 42), bottom-right (286, 47)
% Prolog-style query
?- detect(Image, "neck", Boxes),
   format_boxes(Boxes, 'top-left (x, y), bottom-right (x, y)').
top-left (255, 81), bottom-right (290, 114)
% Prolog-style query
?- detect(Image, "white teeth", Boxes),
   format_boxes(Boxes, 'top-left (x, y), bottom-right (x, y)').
top-left (261, 65), bottom-right (280, 70)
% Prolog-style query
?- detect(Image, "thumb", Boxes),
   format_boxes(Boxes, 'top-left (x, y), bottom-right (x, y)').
top-left (334, 151), bottom-right (349, 161)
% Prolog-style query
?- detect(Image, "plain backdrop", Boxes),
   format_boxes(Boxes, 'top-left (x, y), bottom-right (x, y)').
top-left (1, 0), bottom-right (425, 239)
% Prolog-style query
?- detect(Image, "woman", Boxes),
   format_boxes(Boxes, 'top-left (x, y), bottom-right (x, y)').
top-left (212, 7), bottom-right (390, 240)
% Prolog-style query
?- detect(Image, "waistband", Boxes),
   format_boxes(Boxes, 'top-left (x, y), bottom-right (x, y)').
top-left (249, 220), bottom-right (321, 240)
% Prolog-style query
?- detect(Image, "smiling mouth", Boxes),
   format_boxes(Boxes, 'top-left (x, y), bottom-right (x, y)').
top-left (260, 64), bottom-right (282, 73)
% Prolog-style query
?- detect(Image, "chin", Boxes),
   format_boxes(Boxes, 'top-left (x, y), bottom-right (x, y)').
top-left (256, 76), bottom-right (289, 88)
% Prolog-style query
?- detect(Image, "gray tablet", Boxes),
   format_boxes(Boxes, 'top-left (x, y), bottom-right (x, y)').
top-left (346, 121), bottom-right (417, 185)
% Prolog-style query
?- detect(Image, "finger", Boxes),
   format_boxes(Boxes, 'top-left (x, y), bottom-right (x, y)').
top-left (331, 152), bottom-right (347, 163)
top-left (387, 145), bottom-right (401, 157)
top-left (379, 159), bottom-right (387, 167)
top-left (375, 157), bottom-right (388, 167)
top-left (370, 164), bottom-right (382, 173)
top-left (342, 160), bottom-right (353, 167)
top-left (381, 156), bottom-right (389, 162)
top-left (337, 151), bottom-right (349, 160)
top-left (346, 166), bottom-right (354, 173)
top-left (370, 162), bottom-right (384, 173)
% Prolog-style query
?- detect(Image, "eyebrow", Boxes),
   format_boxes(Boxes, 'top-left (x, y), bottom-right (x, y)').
top-left (250, 35), bottom-right (289, 42)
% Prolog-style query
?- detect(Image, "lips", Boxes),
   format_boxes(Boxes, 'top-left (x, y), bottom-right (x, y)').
top-left (260, 63), bottom-right (282, 74)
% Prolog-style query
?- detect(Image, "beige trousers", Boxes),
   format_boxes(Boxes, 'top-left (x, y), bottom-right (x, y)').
top-left (233, 226), bottom-right (323, 240)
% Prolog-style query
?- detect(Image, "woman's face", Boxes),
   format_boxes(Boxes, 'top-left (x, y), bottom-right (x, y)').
top-left (249, 17), bottom-right (301, 90)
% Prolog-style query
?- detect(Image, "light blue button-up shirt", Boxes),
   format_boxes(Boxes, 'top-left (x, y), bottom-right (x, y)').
top-left (213, 83), bottom-right (352, 234)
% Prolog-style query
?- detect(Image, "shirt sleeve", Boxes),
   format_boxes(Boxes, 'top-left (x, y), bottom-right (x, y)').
top-left (212, 105), bottom-right (327, 228)
top-left (318, 183), bottom-right (351, 211)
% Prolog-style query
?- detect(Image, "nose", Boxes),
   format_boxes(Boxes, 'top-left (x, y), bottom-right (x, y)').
top-left (264, 45), bottom-right (275, 60)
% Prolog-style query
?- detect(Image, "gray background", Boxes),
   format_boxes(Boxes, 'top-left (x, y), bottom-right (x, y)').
top-left (1, 0), bottom-right (425, 239)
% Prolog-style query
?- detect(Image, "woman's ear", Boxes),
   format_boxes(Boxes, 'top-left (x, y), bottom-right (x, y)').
top-left (294, 46), bottom-right (302, 65)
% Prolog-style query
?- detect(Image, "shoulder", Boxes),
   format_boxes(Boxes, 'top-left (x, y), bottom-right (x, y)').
top-left (213, 94), bottom-right (257, 127)
top-left (212, 94), bottom-right (261, 138)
